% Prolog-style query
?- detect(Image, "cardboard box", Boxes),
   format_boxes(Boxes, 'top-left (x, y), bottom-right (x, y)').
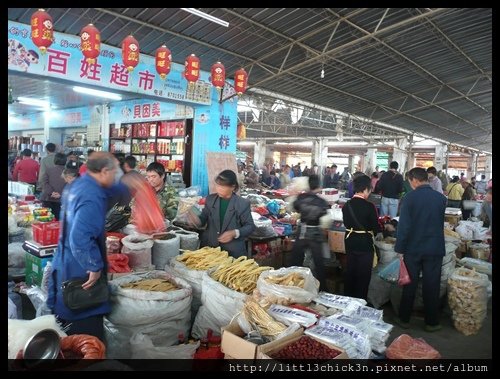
top-left (25, 252), bottom-right (53, 287)
top-left (220, 319), bottom-right (303, 360)
top-left (328, 230), bottom-right (345, 253)
top-left (257, 332), bottom-right (348, 360)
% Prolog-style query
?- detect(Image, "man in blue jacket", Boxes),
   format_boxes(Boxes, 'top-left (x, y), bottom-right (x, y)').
top-left (394, 167), bottom-right (447, 332)
top-left (47, 152), bottom-right (129, 341)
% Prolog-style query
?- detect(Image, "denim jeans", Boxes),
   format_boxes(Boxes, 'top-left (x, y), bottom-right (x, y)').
top-left (380, 197), bottom-right (399, 218)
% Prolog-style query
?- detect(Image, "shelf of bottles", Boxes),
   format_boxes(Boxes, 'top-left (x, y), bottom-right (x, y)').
top-left (109, 120), bottom-right (185, 173)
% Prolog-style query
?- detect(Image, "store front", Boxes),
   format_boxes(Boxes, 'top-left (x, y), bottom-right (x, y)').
top-left (8, 20), bottom-right (238, 195)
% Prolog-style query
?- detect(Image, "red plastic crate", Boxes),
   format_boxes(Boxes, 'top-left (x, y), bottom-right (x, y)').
top-left (32, 221), bottom-right (60, 246)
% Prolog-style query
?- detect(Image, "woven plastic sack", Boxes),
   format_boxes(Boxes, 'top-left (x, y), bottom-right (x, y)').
top-left (152, 233), bottom-right (180, 269)
top-left (121, 233), bottom-right (154, 270)
top-left (191, 270), bottom-right (247, 339)
top-left (130, 333), bottom-right (199, 359)
top-left (167, 259), bottom-right (205, 324)
top-left (173, 229), bottom-right (200, 251)
top-left (104, 270), bottom-right (192, 358)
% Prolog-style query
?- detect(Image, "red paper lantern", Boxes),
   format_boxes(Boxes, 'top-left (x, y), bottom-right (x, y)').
top-left (155, 45), bottom-right (172, 80)
top-left (211, 62), bottom-right (225, 89)
top-left (234, 68), bottom-right (248, 95)
top-left (122, 35), bottom-right (140, 72)
top-left (184, 54), bottom-right (200, 83)
top-left (31, 9), bottom-right (53, 54)
top-left (80, 24), bottom-right (100, 64)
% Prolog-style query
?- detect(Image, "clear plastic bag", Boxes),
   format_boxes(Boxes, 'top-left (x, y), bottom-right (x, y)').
top-left (257, 267), bottom-right (319, 304)
top-left (267, 304), bottom-right (318, 328)
top-left (305, 318), bottom-right (371, 359)
top-left (386, 334), bottom-right (441, 359)
top-left (343, 302), bottom-right (383, 322)
top-left (330, 314), bottom-right (392, 354)
top-left (378, 258), bottom-right (400, 283)
top-left (447, 267), bottom-right (489, 335)
top-left (174, 197), bottom-right (202, 226)
top-left (458, 257), bottom-right (492, 276)
top-left (313, 292), bottom-right (366, 310)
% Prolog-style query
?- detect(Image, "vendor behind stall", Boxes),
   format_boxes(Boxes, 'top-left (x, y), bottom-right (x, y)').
top-left (145, 162), bottom-right (178, 221)
top-left (195, 170), bottom-right (256, 258)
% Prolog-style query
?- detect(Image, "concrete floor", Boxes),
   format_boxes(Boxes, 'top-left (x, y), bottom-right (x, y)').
top-left (382, 301), bottom-right (492, 359)
top-left (324, 262), bottom-right (492, 359)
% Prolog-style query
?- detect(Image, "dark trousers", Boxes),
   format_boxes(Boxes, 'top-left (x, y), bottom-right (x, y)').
top-left (289, 238), bottom-right (327, 291)
top-left (42, 201), bottom-right (61, 221)
top-left (462, 209), bottom-right (472, 220)
top-left (58, 315), bottom-right (105, 342)
top-left (344, 250), bottom-right (373, 301)
top-left (399, 254), bottom-right (442, 326)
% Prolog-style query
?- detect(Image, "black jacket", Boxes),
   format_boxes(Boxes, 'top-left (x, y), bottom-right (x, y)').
top-left (293, 192), bottom-right (330, 225)
top-left (342, 197), bottom-right (381, 252)
top-left (375, 170), bottom-right (404, 199)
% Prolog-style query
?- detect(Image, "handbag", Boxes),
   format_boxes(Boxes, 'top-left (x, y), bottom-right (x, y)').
top-left (62, 275), bottom-right (109, 311)
top-left (60, 203), bottom-right (109, 312)
top-left (398, 257), bottom-right (411, 286)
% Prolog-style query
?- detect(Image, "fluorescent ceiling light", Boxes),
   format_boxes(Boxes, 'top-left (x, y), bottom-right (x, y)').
top-left (274, 141), bottom-right (313, 146)
top-left (327, 141), bottom-right (368, 146)
top-left (17, 96), bottom-right (51, 109)
top-left (73, 86), bottom-right (122, 101)
top-left (181, 8), bottom-right (229, 27)
top-left (415, 139), bottom-right (440, 146)
top-left (237, 141), bottom-right (256, 146)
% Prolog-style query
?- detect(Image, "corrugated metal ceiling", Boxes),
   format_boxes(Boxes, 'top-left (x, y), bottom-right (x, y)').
top-left (8, 8), bottom-right (492, 153)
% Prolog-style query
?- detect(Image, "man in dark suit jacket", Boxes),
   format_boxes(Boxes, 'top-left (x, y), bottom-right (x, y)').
top-left (197, 170), bottom-right (256, 258)
top-left (394, 167), bottom-right (447, 332)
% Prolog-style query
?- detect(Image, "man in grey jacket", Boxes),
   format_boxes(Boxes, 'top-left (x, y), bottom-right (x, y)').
top-left (37, 142), bottom-right (56, 192)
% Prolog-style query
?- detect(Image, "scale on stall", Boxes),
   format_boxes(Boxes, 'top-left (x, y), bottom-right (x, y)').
top-left (22, 240), bottom-right (57, 257)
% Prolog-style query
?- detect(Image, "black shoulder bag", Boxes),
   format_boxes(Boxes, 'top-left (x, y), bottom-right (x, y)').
top-left (60, 205), bottom-right (109, 312)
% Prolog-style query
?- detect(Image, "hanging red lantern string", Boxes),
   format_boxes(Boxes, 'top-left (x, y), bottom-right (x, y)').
top-left (211, 62), bottom-right (225, 90)
top-left (122, 35), bottom-right (140, 72)
top-left (155, 45), bottom-right (172, 80)
top-left (80, 24), bottom-right (100, 64)
top-left (234, 68), bottom-right (248, 95)
top-left (184, 54), bottom-right (200, 85)
top-left (31, 9), bottom-right (53, 54)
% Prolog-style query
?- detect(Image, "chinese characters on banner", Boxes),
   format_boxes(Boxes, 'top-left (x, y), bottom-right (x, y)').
top-left (8, 21), bottom-right (213, 106)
